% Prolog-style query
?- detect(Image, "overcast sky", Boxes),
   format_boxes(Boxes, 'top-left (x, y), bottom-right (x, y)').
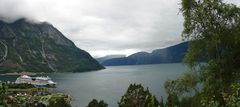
top-left (0, 0), bottom-right (239, 57)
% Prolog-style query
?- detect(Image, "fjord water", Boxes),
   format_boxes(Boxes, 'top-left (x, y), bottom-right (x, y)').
top-left (0, 63), bottom-right (188, 107)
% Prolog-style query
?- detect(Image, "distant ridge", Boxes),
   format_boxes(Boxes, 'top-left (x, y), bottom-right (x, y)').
top-left (96, 55), bottom-right (126, 63)
top-left (101, 42), bottom-right (188, 66)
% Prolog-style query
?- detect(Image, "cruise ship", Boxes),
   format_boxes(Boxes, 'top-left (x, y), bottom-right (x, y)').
top-left (15, 75), bottom-right (56, 87)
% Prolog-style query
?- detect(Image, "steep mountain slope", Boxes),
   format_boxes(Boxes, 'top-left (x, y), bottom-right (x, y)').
top-left (102, 42), bottom-right (188, 66)
top-left (0, 18), bottom-right (104, 73)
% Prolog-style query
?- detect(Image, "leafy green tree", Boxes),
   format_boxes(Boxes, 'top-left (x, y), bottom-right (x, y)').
top-left (86, 99), bottom-right (108, 107)
top-left (165, 72), bottom-right (199, 97)
top-left (181, 0), bottom-right (240, 106)
top-left (119, 84), bottom-right (161, 107)
top-left (164, 72), bottom-right (199, 107)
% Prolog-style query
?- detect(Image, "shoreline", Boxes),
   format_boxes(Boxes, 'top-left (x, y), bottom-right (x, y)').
top-left (0, 70), bottom-right (103, 76)
top-left (0, 81), bottom-right (71, 107)
top-left (0, 72), bottom-right (39, 76)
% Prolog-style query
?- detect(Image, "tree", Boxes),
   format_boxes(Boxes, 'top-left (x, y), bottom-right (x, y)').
top-left (165, 72), bottom-right (199, 96)
top-left (86, 99), bottom-right (108, 107)
top-left (118, 84), bottom-right (161, 107)
top-left (181, 0), bottom-right (240, 106)
top-left (164, 72), bottom-right (199, 107)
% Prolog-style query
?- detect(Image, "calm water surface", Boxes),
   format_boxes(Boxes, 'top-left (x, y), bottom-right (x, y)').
top-left (0, 63), bottom-right (188, 107)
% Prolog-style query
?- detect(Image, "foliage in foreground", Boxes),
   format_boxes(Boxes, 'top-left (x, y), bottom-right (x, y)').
top-left (164, 71), bottom-right (200, 107)
top-left (86, 99), bottom-right (108, 107)
top-left (118, 84), bottom-right (162, 107)
top-left (161, 0), bottom-right (240, 106)
top-left (48, 94), bottom-right (71, 107)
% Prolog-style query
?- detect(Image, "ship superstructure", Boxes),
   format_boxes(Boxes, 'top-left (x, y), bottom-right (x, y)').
top-left (15, 75), bottom-right (56, 87)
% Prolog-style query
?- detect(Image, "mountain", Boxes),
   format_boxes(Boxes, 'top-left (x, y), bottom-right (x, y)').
top-left (95, 55), bottom-right (126, 63)
top-left (101, 42), bottom-right (188, 66)
top-left (0, 18), bottom-right (104, 73)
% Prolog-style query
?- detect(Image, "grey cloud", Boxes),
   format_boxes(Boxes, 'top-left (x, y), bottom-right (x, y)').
top-left (0, 0), bottom-right (239, 57)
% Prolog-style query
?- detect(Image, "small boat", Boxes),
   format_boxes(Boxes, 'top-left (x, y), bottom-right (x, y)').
top-left (15, 75), bottom-right (56, 87)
